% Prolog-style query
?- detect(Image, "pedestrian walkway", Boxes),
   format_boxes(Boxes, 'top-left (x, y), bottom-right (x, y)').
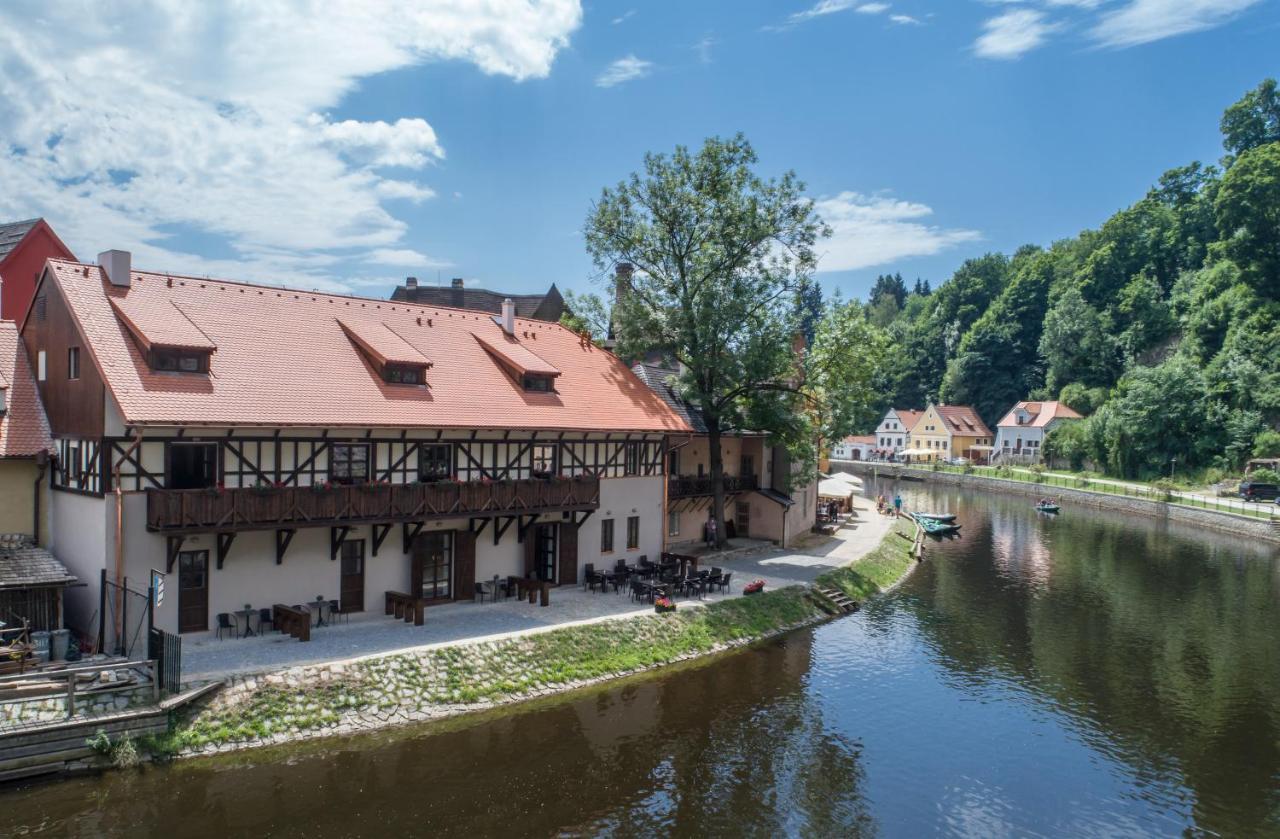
top-left (182, 496), bottom-right (892, 683)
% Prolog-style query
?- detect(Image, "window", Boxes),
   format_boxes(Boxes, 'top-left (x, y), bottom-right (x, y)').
top-left (67, 347), bottom-right (80, 380)
top-left (417, 532), bottom-right (452, 600)
top-left (66, 445), bottom-right (81, 483)
top-left (668, 510), bottom-right (679, 537)
top-left (419, 444), bottom-right (452, 481)
top-left (624, 443), bottom-right (640, 476)
top-left (600, 518), bottom-right (614, 553)
top-left (152, 350), bottom-right (208, 373)
top-left (167, 443), bottom-right (218, 490)
top-left (330, 443), bottom-right (369, 484)
top-left (522, 374), bottom-right (554, 392)
top-left (37, 350), bottom-right (46, 382)
top-left (384, 365), bottom-right (423, 385)
top-left (627, 516), bottom-right (639, 550)
top-left (668, 448), bottom-right (680, 475)
top-left (531, 443), bottom-right (556, 477)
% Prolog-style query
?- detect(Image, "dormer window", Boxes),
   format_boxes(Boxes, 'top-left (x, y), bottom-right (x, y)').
top-left (522, 374), bottom-right (554, 393)
top-left (152, 349), bottom-right (210, 373)
top-left (384, 365), bottom-right (425, 385)
top-left (0, 387), bottom-right (7, 416)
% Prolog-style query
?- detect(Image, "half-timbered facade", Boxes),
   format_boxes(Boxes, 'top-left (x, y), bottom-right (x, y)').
top-left (24, 254), bottom-right (689, 636)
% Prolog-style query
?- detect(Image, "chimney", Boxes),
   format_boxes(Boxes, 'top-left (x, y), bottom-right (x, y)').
top-left (451, 277), bottom-right (464, 289)
top-left (99, 250), bottom-right (132, 287)
top-left (501, 298), bottom-right (515, 335)
top-left (405, 276), bottom-right (418, 289)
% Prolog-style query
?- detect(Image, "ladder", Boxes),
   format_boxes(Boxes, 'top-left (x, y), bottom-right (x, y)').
top-left (814, 585), bottom-right (858, 614)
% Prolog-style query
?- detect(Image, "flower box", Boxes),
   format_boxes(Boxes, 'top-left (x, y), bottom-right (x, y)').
top-left (654, 597), bottom-right (677, 614)
top-left (743, 580), bottom-right (766, 595)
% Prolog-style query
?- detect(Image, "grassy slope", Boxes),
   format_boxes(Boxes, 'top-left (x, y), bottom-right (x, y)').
top-left (814, 518), bottom-right (916, 602)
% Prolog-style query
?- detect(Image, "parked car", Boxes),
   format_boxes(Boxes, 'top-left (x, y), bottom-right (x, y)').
top-left (946, 457), bottom-right (971, 466)
top-left (1238, 482), bottom-right (1280, 502)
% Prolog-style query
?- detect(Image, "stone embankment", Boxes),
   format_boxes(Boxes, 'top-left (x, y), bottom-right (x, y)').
top-left (840, 462), bottom-right (1280, 544)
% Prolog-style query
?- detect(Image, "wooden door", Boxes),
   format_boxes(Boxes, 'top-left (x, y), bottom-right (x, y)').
top-left (558, 522), bottom-right (578, 586)
top-left (533, 524), bottom-right (557, 583)
top-left (177, 550), bottom-right (208, 634)
top-left (340, 540), bottom-right (365, 612)
top-left (735, 501), bottom-right (750, 536)
top-left (412, 531), bottom-right (455, 601)
top-left (454, 529), bottom-right (476, 601)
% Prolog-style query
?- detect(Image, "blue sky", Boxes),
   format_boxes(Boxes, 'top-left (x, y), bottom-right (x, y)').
top-left (1, 1), bottom-right (1277, 304)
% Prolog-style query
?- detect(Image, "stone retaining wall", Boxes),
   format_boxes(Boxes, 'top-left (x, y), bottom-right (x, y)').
top-left (840, 462), bottom-right (1280, 544)
top-left (1, 685), bottom-right (152, 726)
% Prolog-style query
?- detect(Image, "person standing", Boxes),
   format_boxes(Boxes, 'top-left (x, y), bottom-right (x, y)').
top-left (705, 514), bottom-right (718, 548)
top-left (893, 494), bottom-right (903, 515)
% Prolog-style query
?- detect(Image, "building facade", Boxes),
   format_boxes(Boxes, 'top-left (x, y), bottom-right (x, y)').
top-left (0, 219), bottom-right (75, 323)
top-left (874, 409), bottom-right (922, 458)
top-left (24, 254), bottom-right (689, 637)
top-left (632, 364), bottom-right (817, 549)
top-left (830, 435), bottom-right (875, 461)
top-left (907, 404), bottom-right (993, 463)
top-left (993, 401), bottom-right (1083, 464)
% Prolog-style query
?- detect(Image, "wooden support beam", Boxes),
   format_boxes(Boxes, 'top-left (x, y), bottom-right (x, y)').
top-left (493, 515), bottom-right (515, 546)
top-left (330, 525), bottom-right (352, 560)
top-left (165, 536), bottom-right (186, 573)
top-left (469, 517), bottom-right (488, 537)
top-left (574, 509), bottom-right (595, 527)
top-left (517, 514), bottom-right (539, 543)
top-left (215, 532), bottom-right (236, 570)
top-left (275, 528), bottom-right (296, 565)
top-left (402, 521), bottom-right (425, 554)
top-left (371, 523), bottom-right (391, 557)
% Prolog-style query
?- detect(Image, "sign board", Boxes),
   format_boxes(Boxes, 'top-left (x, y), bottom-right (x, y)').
top-left (151, 569), bottom-right (166, 607)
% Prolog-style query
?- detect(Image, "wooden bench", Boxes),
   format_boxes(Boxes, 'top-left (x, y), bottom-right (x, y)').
top-left (272, 604), bottom-right (311, 642)
top-left (513, 578), bottom-right (551, 607)
top-left (384, 591), bottom-right (426, 626)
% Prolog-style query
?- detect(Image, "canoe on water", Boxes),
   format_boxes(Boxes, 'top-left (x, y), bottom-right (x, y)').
top-left (910, 513), bottom-right (962, 535)
top-left (1036, 504), bottom-right (1061, 514)
top-left (915, 513), bottom-right (956, 523)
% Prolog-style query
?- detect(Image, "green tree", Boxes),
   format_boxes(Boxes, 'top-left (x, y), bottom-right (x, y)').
top-left (1057, 382), bottom-right (1109, 416)
top-left (1114, 271), bottom-right (1175, 360)
top-left (583, 135), bottom-right (884, 546)
top-left (1253, 429), bottom-right (1280, 458)
top-left (559, 290), bottom-right (611, 345)
top-left (869, 272), bottom-right (908, 308)
top-left (1039, 285), bottom-right (1119, 392)
top-left (1220, 78), bottom-right (1280, 158)
top-left (1215, 141), bottom-right (1280, 299)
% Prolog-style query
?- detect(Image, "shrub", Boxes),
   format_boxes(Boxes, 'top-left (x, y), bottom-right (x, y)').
top-left (1246, 467), bottom-right (1280, 484)
top-left (1151, 477), bottom-right (1177, 501)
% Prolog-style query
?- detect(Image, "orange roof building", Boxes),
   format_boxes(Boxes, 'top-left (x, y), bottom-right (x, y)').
top-left (23, 252), bottom-right (691, 639)
top-left (993, 400), bottom-right (1083, 463)
top-left (0, 320), bottom-right (54, 546)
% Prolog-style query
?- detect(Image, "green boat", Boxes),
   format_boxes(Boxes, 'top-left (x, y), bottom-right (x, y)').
top-left (1036, 504), bottom-right (1061, 514)
top-left (915, 512), bottom-right (957, 523)
top-left (911, 513), bottom-right (962, 535)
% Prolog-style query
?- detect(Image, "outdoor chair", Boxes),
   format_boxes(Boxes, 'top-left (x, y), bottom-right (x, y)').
top-left (629, 579), bottom-right (646, 603)
top-left (215, 612), bottom-right (234, 640)
top-left (713, 572), bottom-right (732, 594)
top-left (257, 607), bottom-right (274, 633)
top-left (474, 582), bottom-right (491, 603)
top-left (706, 569), bottom-right (723, 591)
top-left (582, 563), bottom-right (600, 591)
top-left (328, 599), bottom-right (349, 624)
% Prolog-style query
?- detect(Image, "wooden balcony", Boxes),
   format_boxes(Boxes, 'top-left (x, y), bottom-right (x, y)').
top-left (146, 476), bottom-right (601, 533)
top-left (668, 474), bottom-right (759, 500)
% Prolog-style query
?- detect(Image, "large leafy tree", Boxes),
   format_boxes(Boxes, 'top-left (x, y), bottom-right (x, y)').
top-left (1220, 78), bottom-right (1280, 158)
top-left (1215, 141), bottom-right (1280, 299)
top-left (584, 134), bottom-right (885, 545)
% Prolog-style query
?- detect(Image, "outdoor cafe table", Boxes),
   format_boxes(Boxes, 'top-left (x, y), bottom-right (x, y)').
top-left (311, 597), bottom-right (330, 627)
top-left (234, 608), bottom-right (256, 638)
top-left (514, 577), bottom-right (551, 606)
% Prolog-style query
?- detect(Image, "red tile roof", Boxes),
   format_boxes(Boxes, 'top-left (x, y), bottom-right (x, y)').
top-left (843, 434), bottom-right (876, 445)
top-left (0, 321), bottom-right (53, 457)
top-left (894, 409), bottom-right (925, 431)
top-left (996, 400), bottom-right (1082, 429)
top-left (108, 296), bottom-right (218, 353)
top-left (936, 405), bottom-right (992, 438)
top-left (43, 260), bottom-right (691, 433)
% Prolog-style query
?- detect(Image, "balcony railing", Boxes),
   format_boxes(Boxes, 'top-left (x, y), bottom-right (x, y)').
top-left (146, 476), bottom-right (601, 533)
top-left (668, 474), bottom-right (759, 499)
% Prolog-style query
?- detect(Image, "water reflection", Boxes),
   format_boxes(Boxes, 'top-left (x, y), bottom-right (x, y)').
top-left (1, 633), bottom-right (873, 839)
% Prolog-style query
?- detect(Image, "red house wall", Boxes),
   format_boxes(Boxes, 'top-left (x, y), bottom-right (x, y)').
top-left (0, 224), bottom-right (75, 322)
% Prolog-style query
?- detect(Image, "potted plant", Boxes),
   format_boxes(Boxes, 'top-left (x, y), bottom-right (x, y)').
top-left (654, 597), bottom-right (676, 614)
top-left (743, 579), bottom-right (766, 596)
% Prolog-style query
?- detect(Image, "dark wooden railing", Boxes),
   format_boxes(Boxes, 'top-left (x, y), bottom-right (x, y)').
top-left (146, 476), bottom-right (601, 533)
top-left (668, 474), bottom-right (759, 499)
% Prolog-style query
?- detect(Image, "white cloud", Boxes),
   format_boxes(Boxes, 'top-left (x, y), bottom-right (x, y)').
top-left (366, 248), bottom-right (451, 268)
top-left (890, 14), bottom-right (922, 24)
top-left (611, 9), bottom-right (636, 24)
top-left (1091, 0), bottom-right (1262, 47)
top-left (813, 192), bottom-right (982, 272)
top-left (974, 9), bottom-right (1058, 59)
top-left (313, 116), bottom-right (444, 168)
top-left (596, 55), bottom-right (653, 88)
top-left (0, 1), bottom-right (582, 291)
top-left (694, 35), bottom-right (718, 64)
top-left (785, 1), bottom-right (892, 25)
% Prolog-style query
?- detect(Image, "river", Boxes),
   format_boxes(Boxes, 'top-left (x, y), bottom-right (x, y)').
top-left (3, 482), bottom-right (1278, 837)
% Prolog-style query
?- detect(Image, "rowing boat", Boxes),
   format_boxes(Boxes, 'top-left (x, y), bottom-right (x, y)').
top-left (915, 512), bottom-right (956, 523)
top-left (1035, 504), bottom-right (1060, 514)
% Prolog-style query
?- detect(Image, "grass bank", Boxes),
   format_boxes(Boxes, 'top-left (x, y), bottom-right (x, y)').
top-left (815, 518), bottom-right (917, 602)
top-left (145, 585), bottom-right (826, 758)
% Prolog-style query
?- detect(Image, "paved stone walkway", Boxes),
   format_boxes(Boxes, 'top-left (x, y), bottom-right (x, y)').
top-left (182, 497), bottom-right (893, 682)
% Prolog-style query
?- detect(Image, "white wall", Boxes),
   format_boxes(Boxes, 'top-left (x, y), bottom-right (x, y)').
top-left (581, 475), bottom-right (665, 568)
top-left (49, 490), bottom-right (111, 635)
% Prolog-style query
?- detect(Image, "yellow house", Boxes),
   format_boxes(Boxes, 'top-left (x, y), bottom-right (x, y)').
top-left (907, 404), bottom-right (993, 463)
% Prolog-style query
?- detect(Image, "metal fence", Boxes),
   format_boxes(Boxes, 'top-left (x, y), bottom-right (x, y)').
top-left (97, 571), bottom-right (153, 659)
top-left (896, 462), bottom-right (1280, 523)
top-left (148, 627), bottom-right (182, 695)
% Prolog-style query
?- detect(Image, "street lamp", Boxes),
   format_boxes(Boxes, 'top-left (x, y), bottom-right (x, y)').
top-left (1170, 457), bottom-right (1177, 479)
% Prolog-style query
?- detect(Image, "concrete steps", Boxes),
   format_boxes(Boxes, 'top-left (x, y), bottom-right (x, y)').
top-left (813, 586), bottom-right (858, 614)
